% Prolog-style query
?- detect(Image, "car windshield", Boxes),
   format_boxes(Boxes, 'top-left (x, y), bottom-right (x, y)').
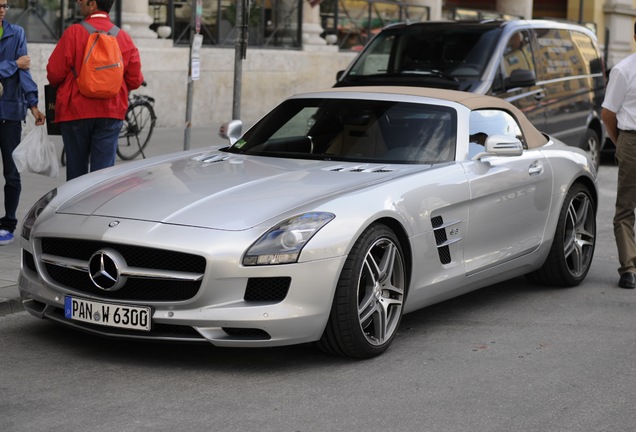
top-left (345, 24), bottom-right (503, 80)
top-left (226, 98), bottom-right (457, 164)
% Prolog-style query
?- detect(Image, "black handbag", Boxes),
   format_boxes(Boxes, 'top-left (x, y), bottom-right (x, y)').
top-left (44, 84), bottom-right (61, 136)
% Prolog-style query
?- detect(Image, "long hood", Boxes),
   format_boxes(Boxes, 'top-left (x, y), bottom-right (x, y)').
top-left (56, 152), bottom-right (410, 230)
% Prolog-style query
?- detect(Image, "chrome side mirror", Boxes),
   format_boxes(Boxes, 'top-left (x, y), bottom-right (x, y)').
top-left (472, 135), bottom-right (524, 160)
top-left (219, 120), bottom-right (243, 145)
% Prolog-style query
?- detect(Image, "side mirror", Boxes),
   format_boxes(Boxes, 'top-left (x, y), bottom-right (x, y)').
top-left (472, 135), bottom-right (524, 160)
top-left (503, 69), bottom-right (536, 89)
top-left (219, 120), bottom-right (243, 145)
top-left (336, 70), bottom-right (344, 81)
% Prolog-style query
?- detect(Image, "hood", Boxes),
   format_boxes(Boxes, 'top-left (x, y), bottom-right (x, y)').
top-left (56, 152), bottom-right (408, 230)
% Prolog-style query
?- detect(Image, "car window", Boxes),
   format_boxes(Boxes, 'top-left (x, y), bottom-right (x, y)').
top-left (534, 28), bottom-right (579, 81)
top-left (501, 31), bottom-right (535, 80)
top-left (344, 25), bottom-right (502, 79)
top-left (348, 35), bottom-right (396, 76)
top-left (468, 109), bottom-right (525, 157)
top-left (229, 98), bottom-right (457, 164)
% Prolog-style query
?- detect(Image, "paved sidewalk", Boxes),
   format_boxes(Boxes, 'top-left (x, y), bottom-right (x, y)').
top-left (0, 125), bottom-right (222, 316)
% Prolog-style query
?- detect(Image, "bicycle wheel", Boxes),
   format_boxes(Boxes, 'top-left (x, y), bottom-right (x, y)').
top-left (117, 102), bottom-right (156, 160)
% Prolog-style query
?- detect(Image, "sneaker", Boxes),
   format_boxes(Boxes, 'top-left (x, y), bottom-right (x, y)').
top-left (0, 230), bottom-right (14, 245)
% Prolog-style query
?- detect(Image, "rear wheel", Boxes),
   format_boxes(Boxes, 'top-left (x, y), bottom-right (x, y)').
top-left (317, 224), bottom-right (406, 358)
top-left (117, 102), bottom-right (156, 160)
top-left (526, 183), bottom-right (596, 286)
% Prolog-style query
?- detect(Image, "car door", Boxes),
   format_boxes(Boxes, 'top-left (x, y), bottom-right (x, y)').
top-left (462, 109), bottom-right (553, 274)
top-left (534, 28), bottom-right (597, 147)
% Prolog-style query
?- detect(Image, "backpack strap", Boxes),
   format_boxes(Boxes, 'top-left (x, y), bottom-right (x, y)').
top-left (80, 20), bottom-right (120, 37)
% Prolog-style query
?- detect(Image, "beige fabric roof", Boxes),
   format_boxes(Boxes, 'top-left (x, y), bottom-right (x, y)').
top-left (320, 86), bottom-right (549, 149)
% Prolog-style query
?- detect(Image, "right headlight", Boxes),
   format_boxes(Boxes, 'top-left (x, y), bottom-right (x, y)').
top-left (21, 188), bottom-right (57, 240)
top-left (243, 212), bottom-right (335, 266)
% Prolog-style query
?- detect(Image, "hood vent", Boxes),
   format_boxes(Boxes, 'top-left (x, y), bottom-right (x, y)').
top-left (190, 153), bottom-right (231, 164)
top-left (325, 165), bottom-right (394, 173)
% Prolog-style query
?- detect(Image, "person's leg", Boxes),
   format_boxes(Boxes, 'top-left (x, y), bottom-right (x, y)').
top-left (0, 120), bottom-right (23, 235)
top-left (89, 118), bottom-right (123, 173)
top-left (613, 131), bottom-right (636, 276)
top-left (60, 119), bottom-right (93, 181)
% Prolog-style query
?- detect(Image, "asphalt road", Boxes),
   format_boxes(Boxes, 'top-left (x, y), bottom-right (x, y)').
top-left (1, 159), bottom-right (635, 432)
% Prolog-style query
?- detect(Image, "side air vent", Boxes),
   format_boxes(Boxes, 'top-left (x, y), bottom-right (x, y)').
top-left (431, 215), bottom-right (454, 265)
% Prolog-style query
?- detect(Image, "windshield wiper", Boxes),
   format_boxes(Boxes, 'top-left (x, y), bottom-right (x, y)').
top-left (400, 69), bottom-right (458, 82)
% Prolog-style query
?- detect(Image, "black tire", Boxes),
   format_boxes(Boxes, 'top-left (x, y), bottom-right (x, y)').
top-left (526, 183), bottom-right (596, 287)
top-left (317, 224), bottom-right (407, 358)
top-left (583, 128), bottom-right (601, 171)
top-left (117, 102), bottom-right (156, 160)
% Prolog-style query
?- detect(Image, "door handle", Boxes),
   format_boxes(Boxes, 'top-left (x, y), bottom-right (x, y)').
top-left (529, 160), bottom-right (544, 176)
top-left (534, 90), bottom-right (546, 101)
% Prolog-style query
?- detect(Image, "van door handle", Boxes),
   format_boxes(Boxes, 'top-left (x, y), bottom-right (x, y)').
top-left (534, 91), bottom-right (546, 101)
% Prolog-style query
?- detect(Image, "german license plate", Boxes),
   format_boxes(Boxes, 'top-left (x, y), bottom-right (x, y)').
top-left (64, 296), bottom-right (151, 331)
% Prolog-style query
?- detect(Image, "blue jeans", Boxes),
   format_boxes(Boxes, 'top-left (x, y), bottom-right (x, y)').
top-left (60, 118), bottom-right (123, 181)
top-left (0, 120), bottom-right (22, 233)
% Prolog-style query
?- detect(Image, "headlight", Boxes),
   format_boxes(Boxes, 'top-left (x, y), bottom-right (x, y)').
top-left (243, 212), bottom-right (335, 266)
top-left (21, 188), bottom-right (57, 240)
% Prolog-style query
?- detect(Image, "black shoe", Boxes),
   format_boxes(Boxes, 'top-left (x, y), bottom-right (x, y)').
top-left (619, 272), bottom-right (636, 289)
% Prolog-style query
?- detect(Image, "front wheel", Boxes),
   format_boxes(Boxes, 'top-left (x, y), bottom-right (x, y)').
top-left (117, 102), bottom-right (156, 160)
top-left (317, 224), bottom-right (407, 358)
top-left (526, 183), bottom-right (596, 286)
top-left (583, 128), bottom-right (601, 171)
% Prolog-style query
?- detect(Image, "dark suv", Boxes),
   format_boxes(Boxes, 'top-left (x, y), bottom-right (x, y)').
top-left (335, 20), bottom-right (606, 168)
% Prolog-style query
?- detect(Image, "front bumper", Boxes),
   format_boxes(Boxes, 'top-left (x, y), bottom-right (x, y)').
top-left (18, 215), bottom-right (346, 348)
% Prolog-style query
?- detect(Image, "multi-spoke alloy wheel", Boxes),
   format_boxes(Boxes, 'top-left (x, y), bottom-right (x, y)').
top-left (527, 183), bottom-right (596, 287)
top-left (318, 224), bottom-right (407, 358)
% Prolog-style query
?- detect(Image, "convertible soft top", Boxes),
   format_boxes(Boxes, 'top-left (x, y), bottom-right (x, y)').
top-left (302, 86), bottom-right (549, 149)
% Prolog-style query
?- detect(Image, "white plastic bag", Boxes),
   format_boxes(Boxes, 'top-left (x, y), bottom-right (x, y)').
top-left (12, 125), bottom-right (59, 178)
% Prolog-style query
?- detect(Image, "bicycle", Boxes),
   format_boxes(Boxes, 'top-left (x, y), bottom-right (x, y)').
top-left (60, 82), bottom-right (156, 166)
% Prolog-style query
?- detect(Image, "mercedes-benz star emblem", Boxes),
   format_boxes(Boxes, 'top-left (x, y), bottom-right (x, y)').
top-left (88, 249), bottom-right (128, 291)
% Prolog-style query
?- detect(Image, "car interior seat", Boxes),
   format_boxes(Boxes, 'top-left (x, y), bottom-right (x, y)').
top-left (326, 113), bottom-right (387, 158)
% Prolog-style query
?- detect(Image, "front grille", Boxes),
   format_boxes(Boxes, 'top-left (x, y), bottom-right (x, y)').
top-left (244, 277), bottom-right (291, 302)
top-left (40, 238), bottom-right (206, 302)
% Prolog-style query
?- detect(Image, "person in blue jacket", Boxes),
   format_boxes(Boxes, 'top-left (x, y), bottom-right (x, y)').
top-left (0, 1), bottom-right (46, 245)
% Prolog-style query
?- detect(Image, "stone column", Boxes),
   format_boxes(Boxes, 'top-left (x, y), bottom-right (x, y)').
top-left (120, 0), bottom-right (158, 40)
top-left (604, 0), bottom-right (636, 68)
top-left (496, 0), bottom-right (533, 19)
top-left (302, 0), bottom-right (329, 49)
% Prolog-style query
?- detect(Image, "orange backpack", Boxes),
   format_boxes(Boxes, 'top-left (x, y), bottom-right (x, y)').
top-left (75, 21), bottom-right (124, 99)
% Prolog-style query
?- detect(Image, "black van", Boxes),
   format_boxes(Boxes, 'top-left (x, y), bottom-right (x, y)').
top-left (334, 20), bottom-right (606, 168)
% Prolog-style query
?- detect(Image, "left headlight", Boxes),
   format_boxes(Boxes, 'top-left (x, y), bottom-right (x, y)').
top-left (243, 212), bottom-right (335, 266)
top-left (21, 188), bottom-right (57, 240)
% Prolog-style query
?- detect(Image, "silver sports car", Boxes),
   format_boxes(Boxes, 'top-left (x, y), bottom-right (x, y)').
top-left (18, 87), bottom-right (597, 358)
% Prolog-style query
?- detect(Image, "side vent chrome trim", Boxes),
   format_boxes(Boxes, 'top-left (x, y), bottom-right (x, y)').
top-left (430, 215), bottom-right (462, 265)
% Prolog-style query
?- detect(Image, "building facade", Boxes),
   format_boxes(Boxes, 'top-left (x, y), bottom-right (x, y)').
top-left (11, 0), bottom-right (636, 130)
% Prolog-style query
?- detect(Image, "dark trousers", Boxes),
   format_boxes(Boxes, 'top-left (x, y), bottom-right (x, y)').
top-left (60, 118), bottom-right (123, 181)
top-left (614, 129), bottom-right (636, 275)
top-left (0, 120), bottom-right (22, 233)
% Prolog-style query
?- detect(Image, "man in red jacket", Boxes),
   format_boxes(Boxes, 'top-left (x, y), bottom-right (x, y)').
top-left (47, 0), bottom-right (144, 181)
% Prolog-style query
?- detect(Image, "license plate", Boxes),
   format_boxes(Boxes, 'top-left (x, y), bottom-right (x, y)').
top-left (64, 296), bottom-right (151, 331)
